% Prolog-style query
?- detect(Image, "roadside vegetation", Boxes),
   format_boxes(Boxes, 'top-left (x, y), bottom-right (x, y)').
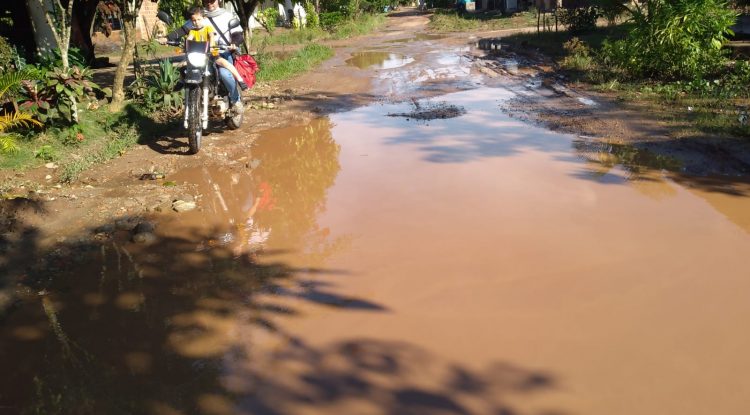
top-left (0, 0), bottom-right (387, 183)
top-left (499, 0), bottom-right (750, 138)
top-left (429, 8), bottom-right (537, 32)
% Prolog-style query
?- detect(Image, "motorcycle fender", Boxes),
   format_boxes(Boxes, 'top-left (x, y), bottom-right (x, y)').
top-left (184, 68), bottom-right (203, 84)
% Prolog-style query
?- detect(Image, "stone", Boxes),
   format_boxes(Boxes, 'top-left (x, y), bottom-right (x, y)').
top-left (115, 217), bottom-right (139, 231)
top-left (172, 200), bottom-right (197, 212)
top-left (133, 221), bottom-right (156, 234)
top-left (45, 163), bottom-right (58, 169)
top-left (132, 232), bottom-right (157, 244)
top-left (95, 224), bottom-right (116, 233)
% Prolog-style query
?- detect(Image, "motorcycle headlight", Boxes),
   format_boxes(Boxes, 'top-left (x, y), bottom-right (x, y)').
top-left (187, 52), bottom-right (207, 67)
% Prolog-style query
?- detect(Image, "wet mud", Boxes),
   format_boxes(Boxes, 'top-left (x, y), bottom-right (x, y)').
top-left (3, 9), bottom-right (750, 415)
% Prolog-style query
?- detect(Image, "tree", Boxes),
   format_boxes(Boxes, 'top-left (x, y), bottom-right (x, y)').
top-left (110, 0), bottom-right (145, 108)
top-left (226, 0), bottom-right (263, 53)
top-left (29, 0), bottom-right (76, 69)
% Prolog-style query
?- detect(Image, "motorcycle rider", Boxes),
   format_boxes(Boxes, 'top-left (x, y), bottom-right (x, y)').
top-left (165, 0), bottom-right (245, 113)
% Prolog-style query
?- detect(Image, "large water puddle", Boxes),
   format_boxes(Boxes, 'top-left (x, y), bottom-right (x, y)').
top-left (345, 51), bottom-right (414, 70)
top-left (3, 87), bottom-right (750, 414)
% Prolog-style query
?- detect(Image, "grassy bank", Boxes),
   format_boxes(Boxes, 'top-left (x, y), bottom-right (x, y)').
top-left (0, 106), bottom-right (178, 187)
top-left (256, 44), bottom-right (334, 82)
top-left (429, 9), bottom-right (537, 32)
top-left (250, 13), bottom-right (386, 48)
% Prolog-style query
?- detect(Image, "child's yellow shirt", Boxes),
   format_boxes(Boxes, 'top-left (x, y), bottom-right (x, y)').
top-left (188, 25), bottom-right (214, 43)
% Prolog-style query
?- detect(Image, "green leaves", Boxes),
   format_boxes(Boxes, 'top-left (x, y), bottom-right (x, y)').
top-left (127, 59), bottom-right (183, 111)
top-left (600, 0), bottom-right (738, 80)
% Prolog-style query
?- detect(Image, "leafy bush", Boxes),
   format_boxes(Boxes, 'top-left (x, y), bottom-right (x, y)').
top-left (320, 11), bottom-right (346, 29)
top-left (599, 0), bottom-right (738, 80)
top-left (561, 37), bottom-right (595, 70)
top-left (258, 7), bottom-right (280, 33)
top-left (592, 0), bottom-right (625, 25)
top-left (305, 1), bottom-right (320, 28)
top-left (37, 47), bottom-right (88, 70)
top-left (0, 69), bottom-right (43, 154)
top-left (323, 0), bottom-right (360, 16)
top-left (128, 59), bottom-right (182, 111)
top-left (34, 145), bottom-right (57, 161)
top-left (0, 36), bottom-right (19, 72)
top-left (559, 6), bottom-right (600, 34)
top-left (20, 66), bottom-right (108, 125)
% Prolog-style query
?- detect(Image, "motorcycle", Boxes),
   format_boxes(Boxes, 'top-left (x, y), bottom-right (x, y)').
top-left (157, 12), bottom-right (244, 154)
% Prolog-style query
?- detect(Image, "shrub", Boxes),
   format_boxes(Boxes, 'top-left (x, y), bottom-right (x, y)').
top-left (0, 70), bottom-right (43, 154)
top-left (320, 11), bottom-right (346, 29)
top-left (0, 36), bottom-right (19, 72)
top-left (20, 66), bottom-right (109, 125)
top-left (561, 37), bottom-right (594, 71)
top-left (128, 59), bottom-right (182, 111)
top-left (559, 6), bottom-right (600, 34)
top-left (258, 7), bottom-right (280, 33)
top-left (37, 47), bottom-right (88, 70)
top-left (305, 1), bottom-right (320, 28)
top-left (599, 0), bottom-right (738, 80)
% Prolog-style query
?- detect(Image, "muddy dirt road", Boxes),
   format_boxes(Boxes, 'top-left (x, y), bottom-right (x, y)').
top-left (2, 9), bottom-right (750, 415)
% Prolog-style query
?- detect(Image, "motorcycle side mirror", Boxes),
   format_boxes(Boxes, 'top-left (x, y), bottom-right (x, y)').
top-left (157, 11), bottom-right (172, 25)
top-left (228, 18), bottom-right (241, 29)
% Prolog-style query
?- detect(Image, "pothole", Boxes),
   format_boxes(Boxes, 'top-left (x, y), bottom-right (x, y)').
top-left (387, 100), bottom-right (467, 120)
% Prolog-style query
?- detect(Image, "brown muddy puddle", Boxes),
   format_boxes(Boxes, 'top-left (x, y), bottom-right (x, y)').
top-left (3, 88), bottom-right (750, 415)
top-left (345, 51), bottom-right (415, 70)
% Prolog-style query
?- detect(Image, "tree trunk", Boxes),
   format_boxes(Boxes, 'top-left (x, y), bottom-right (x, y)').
top-left (111, 16), bottom-right (136, 109)
top-left (60, 48), bottom-right (70, 71)
top-left (243, 26), bottom-right (253, 54)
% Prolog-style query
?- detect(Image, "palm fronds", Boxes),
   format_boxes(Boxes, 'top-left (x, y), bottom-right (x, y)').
top-left (0, 68), bottom-right (39, 100)
top-left (0, 111), bottom-right (42, 132)
top-left (0, 133), bottom-right (19, 154)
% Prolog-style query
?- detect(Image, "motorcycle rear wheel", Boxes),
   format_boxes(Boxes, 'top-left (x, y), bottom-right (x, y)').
top-left (187, 86), bottom-right (202, 154)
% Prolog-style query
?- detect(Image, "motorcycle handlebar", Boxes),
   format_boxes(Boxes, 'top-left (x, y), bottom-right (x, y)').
top-left (169, 41), bottom-right (233, 52)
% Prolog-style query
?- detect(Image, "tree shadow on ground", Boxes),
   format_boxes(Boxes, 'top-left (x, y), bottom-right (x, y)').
top-left (0, 198), bottom-right (564, 415)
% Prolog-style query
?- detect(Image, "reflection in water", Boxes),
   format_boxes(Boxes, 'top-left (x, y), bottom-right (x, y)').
top-left (573, 139), bottom-right (682, 180)
top-left (346, 52), bottom-right (414, 70)
top-left (0, 118), bottom-right (348, 414)
top-left (573, 138), bottom-right (750, 231)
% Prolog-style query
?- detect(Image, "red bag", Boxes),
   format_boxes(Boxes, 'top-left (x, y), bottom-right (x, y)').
top-left (234, 54), bottom-right (259, 89)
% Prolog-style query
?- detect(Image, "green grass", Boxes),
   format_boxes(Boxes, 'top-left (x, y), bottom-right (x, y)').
top-left (0, 108), bottom-right (116, 171)
top-left (256, 44), bottom-right (334, 82)
top-left (0, 105), bottom-right (177, 183)
top-left (500, 23), bottom-right (632, 58)
top-left (249, 13), bottom-right (386, 48)
top-left (58, 123), bottom-right (140, 183)
top-left (330, 13), bottom-right (387, 39)
top-left (429, 9), bottom-right (537, 32)
top-left (250, 27), bottom-right (328, 48)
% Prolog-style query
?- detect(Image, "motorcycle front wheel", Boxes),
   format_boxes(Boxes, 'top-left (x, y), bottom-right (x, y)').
top-left (187, 86), bottom-right (202, 154)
